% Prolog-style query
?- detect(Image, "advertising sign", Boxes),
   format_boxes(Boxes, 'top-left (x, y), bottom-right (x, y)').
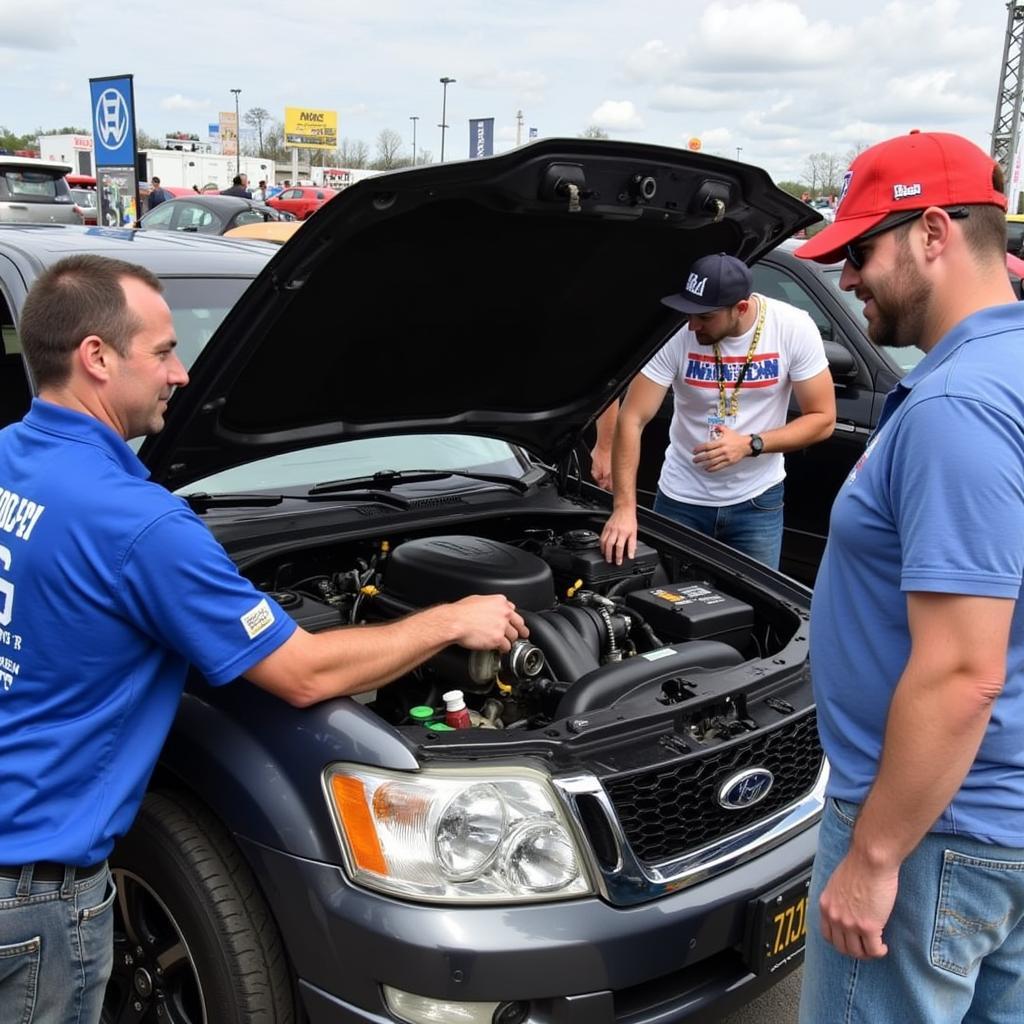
top-left (89, 75), bottom-right (139, 227)
top-left (469, 118), bottom-right (494, 159)
top-left (220, 111), bottom-right (238, 157)
top-left (284, 107), bottom-right (338, 150)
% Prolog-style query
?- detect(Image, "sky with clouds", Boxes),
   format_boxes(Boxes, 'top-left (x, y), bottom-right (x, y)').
top-left (0, 0), bottom-right (1014, 183)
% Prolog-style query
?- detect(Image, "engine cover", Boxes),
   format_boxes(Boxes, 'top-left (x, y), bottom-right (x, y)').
top-left (385, 536), bottom-right (556, 610)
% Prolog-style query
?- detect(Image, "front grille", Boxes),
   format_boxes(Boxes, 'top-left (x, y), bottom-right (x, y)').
top-left (604, 711), bottom-right (822, 864)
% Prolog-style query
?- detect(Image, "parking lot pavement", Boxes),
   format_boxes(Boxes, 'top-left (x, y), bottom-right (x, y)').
top-left (719, 966), bottom-right (801, 1024)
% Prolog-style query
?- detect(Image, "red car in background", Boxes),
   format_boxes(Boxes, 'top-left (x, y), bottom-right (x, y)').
top-left (266, 185), bottom-right (336, 220)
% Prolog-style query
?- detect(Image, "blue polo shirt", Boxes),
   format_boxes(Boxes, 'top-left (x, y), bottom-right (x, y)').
top-left (811, 302), bottom-right (1024, 845)
top-left (0, 400), bottom-right (296, 865)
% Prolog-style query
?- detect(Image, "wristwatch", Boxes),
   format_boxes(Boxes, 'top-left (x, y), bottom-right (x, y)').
top-left (748, 434), bottom-right (765, 457)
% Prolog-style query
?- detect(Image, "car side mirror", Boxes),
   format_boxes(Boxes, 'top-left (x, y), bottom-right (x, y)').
top-left (824, 340), bottom-right (857, 382)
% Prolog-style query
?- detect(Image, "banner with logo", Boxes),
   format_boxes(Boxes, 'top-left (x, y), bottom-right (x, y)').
top-left (284, 107), bottom-right (338, 150)
top-left (219, 111), bottom-right (238, 157)
top-left (528, 127), bottom-right (538, 140)
top-left (89, 75), bottom-right (139, 226)
top-left (469, 118), bottom-right (494, 159)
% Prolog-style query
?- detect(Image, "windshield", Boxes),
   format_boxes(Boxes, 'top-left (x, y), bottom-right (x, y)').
top-left (177, 434), bottom-right (526, 495)
top-left (821, 268), bottom-right (925, 374)
top-left (161, 277), bottom-right (255, 370)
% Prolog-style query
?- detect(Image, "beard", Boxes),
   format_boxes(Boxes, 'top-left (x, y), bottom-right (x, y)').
top-left (867, 235), bottom-right (931, 349)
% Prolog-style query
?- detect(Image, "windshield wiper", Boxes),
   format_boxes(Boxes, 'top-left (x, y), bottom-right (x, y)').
top-left (308, 469), bottom-right (529, 497)
top-left (183, 489), bottom-right (413, 512)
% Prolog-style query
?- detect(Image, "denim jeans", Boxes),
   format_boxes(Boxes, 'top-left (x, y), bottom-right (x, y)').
top-left (799, 799), bottom-right (1024, 1024)
top-left (0, 864), bottom-right (115, 1024)
top-left (653, 480), bottom-right (784, 569)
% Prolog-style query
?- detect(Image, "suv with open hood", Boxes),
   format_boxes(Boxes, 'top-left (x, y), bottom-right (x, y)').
top-left (0, 140), bottom-right (822, 1024)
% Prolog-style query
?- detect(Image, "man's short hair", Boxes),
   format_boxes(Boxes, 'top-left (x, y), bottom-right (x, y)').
top-left (232, 175), bottom-right (243, 186)
top-left (151, 176), bottom-right (160, 185)
top-left (19, 255), bottom-right (163, 390)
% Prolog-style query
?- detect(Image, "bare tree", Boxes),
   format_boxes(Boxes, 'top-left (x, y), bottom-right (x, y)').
top-left (244, 107), bottom-right (271, 154)
top-left (579, 125), bottom-right (609, 139)
top-left (373, 129), bottom-right (404, 169)
top-left (336, 137), bottom-right (370, 168)
top-left (819, 152), bottom-right (844, 197)
top-left (844, 141), bottom-right (869, 166)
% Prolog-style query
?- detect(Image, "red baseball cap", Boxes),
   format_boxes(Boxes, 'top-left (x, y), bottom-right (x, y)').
top-left (794, 131), bottom-right (1007, 263)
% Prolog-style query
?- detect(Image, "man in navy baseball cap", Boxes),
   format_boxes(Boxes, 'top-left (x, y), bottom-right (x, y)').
top-left (661, 253), bottom-right (754, 315)
top-left (595, 248), bottom-right (835, 572)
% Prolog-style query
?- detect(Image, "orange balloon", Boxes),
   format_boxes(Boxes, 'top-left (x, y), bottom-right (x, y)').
top-left (687, 137), bottom-right (702, 151)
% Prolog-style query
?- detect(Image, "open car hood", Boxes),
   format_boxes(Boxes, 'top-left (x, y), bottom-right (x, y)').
top-left (142, 138), bottom-right (817, 487)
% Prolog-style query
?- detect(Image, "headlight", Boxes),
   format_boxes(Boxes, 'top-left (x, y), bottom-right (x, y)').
top-left (323, 764), bottom-right (594, 903)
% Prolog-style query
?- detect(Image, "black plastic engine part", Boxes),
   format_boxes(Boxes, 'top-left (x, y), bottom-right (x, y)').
top-left (385, 536), bottom-right (556, 610)
top-left (624, 583), bottom-right (753, 650)
top-left (555, 640), bottom-right (744, 718)
top-left (541, 530), bottom-right (660, 595)
top-left (266, 590), bottom-right (344, 632)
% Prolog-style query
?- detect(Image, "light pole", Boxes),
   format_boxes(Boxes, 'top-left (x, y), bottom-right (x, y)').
top-left (736, 146), bottom-right (742, 161)
top-left (230, 88), bottom-right (242, 177)
top-left (439, 77), bottom-right (455, 162)
top-left (410, 115), bottom-right (419, 166)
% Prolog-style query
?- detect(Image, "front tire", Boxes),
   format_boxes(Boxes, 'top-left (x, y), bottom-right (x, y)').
top-left (103, 791), bottom-right (297, 1024)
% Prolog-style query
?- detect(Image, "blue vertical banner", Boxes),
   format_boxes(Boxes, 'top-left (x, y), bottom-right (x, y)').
top-left (89, 75), bottom-right (140, 227)
top-left (468, 118), bottom-right (494, 159)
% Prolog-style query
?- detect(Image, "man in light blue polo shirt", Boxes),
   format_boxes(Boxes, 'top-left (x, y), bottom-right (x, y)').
top-left (0, 254), bottom-right (527, 1024)
top-left (795, 131), bottom-right (1024, 1023)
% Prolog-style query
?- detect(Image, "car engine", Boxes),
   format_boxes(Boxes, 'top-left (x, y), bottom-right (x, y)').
top-left (255, 524), bottom-right (786, 735)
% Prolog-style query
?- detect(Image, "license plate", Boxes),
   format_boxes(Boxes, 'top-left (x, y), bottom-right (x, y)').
top-left (744, 873), bottom-right (811, 974)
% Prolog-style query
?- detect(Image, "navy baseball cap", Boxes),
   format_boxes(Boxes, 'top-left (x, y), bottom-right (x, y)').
top-left (661, 253), bottom-right (753, 314)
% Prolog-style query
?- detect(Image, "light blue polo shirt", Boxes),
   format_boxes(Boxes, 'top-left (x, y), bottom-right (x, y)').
top-left (811, 302), bottom-right (1024, 845)
top-left (0, 400), bottom-right (296, 865)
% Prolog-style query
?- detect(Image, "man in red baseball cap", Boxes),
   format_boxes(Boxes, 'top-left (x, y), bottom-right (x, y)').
top-left (795, 131), bottom-right (1024, 1024)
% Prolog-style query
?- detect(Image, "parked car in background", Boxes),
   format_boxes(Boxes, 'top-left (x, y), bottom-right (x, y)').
top-left (69, 187), bottom-right (98, 225)
top-left (625, 240), bottom-right (1024, 585)
top-left (266, 184), bottom-right (337, 219)
top-left (0, 156), bottom-right (78, 225)
top-left (223, 220), bottom-right (304, 244)
top-left (0, 141), bottom-right (825, 1024)
top-left (139, 194), bottom-right (297, 235)
top-left (1007, 213), bottom-right (1024, 256)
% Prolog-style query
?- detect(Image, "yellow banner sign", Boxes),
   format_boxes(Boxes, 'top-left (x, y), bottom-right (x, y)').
top-left (284, 107), bottom-right (338, 150)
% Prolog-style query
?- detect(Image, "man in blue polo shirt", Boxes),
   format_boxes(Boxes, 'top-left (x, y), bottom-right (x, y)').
top-left (795, 131), bottom-right (1024, 1023)
top-left (0, 254), bottom-right (527, 1024)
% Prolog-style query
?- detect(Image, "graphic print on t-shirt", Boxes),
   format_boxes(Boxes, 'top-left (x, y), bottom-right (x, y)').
top-left (684, 351), bottom-right (781, 389)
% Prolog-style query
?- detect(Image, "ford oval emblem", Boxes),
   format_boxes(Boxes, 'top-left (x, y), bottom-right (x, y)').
top-left (718, 768), bottom-right (774, 810)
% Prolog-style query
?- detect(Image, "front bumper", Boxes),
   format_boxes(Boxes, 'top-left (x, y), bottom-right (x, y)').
top-left (239, 820), bottom-right (818, 1024)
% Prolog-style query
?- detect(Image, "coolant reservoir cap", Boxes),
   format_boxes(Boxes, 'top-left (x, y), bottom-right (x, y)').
top-left (563, 529), bottom-right (600, 550)
top-left (409, 705), bottom-right (435, 721)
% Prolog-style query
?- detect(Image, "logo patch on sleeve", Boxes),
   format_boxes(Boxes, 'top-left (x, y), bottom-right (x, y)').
top-left (240, 597), bottom-right (275, 640)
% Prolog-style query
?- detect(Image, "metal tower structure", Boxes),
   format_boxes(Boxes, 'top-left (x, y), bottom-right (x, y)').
top-left (992, 0), bottom-right (1024, 194)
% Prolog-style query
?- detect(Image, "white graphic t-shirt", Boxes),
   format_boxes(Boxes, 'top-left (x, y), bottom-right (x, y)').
top-left (641, 295), bottom-right (828, 506)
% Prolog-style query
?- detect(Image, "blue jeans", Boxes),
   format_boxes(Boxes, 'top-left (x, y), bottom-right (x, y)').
top-left (0, 864), bottom-right (115, 1024)
top-left (653, 481), bottom-right (784, 568)
top-left (799, 799), bottom-right (1024, 1024)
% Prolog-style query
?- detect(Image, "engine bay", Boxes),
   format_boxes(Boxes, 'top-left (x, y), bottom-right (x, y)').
top-left (245, 517), bottom-right (806, 741)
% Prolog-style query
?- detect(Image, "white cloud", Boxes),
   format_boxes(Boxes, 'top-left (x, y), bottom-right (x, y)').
top-left (651, 85), bottom-right (739, 113)
top-left (1, 3), bottom-right (73, 50)
top-left (698, 127), bottom-right (734, 147)
top-left (160, 95), bottom-right (211, 112)
top-left (590, 100), bottom-right (644, 132)
top-left (696, 1), bottom-right (852, 70)
top-left (624, 40), bottom-right (684, 82)
top-left (465, 69), bottom-right (547, 101)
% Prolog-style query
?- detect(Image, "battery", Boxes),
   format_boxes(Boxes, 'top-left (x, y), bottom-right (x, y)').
top-left (624, 582), bottom-right (753, 650)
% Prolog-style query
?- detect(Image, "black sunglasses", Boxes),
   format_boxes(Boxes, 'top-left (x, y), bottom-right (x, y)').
top-left (845, 207), bottom-right (970, 270)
